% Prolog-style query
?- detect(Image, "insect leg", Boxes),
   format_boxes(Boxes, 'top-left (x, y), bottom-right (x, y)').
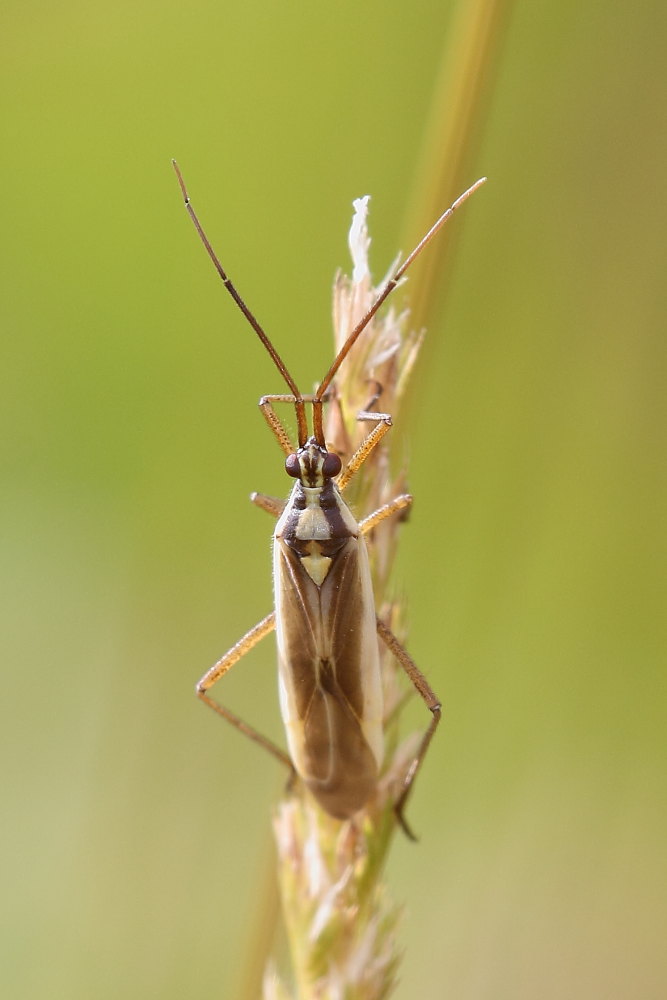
top-left (196, 611), bottom-right (294, 771)
top-left (375, 616), bottom-right (442, 840)
top-left (259, 396), bottom-right (297, 457)
top-left (259, 391), bottom-right (337, 457)
top-left (250, 492), bottom-right (286, 518)
top-left (359, 494), bottom-right (413, 535)
top-left (336, 409), bottom-right (393, 492)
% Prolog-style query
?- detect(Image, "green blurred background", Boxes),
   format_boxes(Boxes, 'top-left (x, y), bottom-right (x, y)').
top-left (1, 1), bottom-right (665, 997)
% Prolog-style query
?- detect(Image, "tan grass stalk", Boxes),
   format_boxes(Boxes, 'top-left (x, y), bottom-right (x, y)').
top-left (263, 197), bottom-right (434, 1000)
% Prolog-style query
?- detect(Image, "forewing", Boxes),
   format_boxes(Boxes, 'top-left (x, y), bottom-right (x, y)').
top-left (274, 534), bottom-right (383, 818)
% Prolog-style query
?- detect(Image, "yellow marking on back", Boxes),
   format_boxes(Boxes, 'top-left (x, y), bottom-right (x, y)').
top-left (301, 552), bottom-right (332, 586)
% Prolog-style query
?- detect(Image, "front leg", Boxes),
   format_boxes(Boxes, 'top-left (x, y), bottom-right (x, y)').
top-left (336, 408), bottom-right (393, 493)
top-left (250, 492), bottom-right (286, 518)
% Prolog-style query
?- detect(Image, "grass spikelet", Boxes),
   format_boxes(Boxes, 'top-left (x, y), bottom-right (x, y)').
top-left (266, 196), bottom-right (431, 1000)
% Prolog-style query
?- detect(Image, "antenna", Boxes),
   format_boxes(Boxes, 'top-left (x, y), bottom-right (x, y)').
top-left (174, 161), bottom-right (486, 451)
top-left (172, 160), bottom-right (308, 447)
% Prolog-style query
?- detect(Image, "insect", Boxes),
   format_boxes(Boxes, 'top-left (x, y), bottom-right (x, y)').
top-left (173, 161), bottom-right (485, 833)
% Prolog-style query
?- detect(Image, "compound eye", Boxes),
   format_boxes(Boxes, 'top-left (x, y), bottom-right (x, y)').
top-left (322, 452), bottom-right (342, 478)
top-left (285, 454), bottom-right (300, 478)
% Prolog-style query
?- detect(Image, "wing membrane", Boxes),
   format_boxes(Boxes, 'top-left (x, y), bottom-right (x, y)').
top-left (274, 534), bottom-right (384, 818)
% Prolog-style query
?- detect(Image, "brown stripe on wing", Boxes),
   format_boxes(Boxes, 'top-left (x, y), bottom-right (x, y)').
top-left (275, 540), bottom-right (322, 719)
top-left (301, 659), bottom-right (378, 818)
top-left (319, 537), bottom-right (365, 719)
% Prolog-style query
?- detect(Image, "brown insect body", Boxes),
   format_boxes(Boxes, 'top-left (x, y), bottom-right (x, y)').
top-left (172, 160), bottom-right (486, 830)
top-left (275, 437), bottom-right (383, 819)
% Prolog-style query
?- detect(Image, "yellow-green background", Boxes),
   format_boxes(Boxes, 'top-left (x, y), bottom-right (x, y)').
top-left (1, 2), bottom-right (665, 998)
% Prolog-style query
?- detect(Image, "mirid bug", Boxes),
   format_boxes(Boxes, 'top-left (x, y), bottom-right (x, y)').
top-left (173, 161), bottom-right (485, 832)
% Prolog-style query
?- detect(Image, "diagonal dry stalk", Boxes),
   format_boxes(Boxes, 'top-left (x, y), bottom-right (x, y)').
top-left (401, 0), bottom-right (510, 345)
top-left (263, 197), bottom-right (433, 1000)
